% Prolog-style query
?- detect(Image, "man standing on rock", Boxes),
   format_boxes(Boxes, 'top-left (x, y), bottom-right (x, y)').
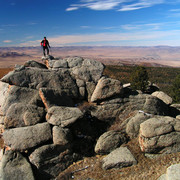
top-left (40, 37), bottom-right (51, 56)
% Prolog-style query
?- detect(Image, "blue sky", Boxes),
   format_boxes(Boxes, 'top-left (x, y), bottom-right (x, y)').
top-left (1, 0), bottom-right (180, 46)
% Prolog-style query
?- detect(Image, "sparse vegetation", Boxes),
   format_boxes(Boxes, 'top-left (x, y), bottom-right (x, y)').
top-left (170, 74), bottom-right (180, 103)
top-left (104, 65), bottom-right (180, 102)
top-left (130, 66), bottom-right (149, 92)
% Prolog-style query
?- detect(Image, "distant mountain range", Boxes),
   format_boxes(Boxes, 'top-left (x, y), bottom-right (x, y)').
top-left (0, 52), bottom-right (31, 58)
top-left (0, 46), bottom-right (180, 67)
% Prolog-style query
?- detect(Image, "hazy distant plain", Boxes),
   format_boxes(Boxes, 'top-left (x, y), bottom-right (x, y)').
top-left (0, 46), bottom-right (180, 68)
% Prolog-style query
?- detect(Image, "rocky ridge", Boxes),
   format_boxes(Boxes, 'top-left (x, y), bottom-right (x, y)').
top-left (0, 56), bottom-right (179, 179)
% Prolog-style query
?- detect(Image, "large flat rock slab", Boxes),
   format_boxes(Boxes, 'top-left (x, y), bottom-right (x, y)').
top-left (3, 122), bottom-right (52, 151)
top-left (46, 106), bottom-right (84, 127)
top-left (102, 147), bottom-right (137, 170)
top-left (1, 68), bottom-right (78, 96)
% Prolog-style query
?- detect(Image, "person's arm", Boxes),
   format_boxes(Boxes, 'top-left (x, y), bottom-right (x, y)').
top-left (40, 40), bottom-right (43, 46)
top-left (47, 40), bottom-right (50, 48)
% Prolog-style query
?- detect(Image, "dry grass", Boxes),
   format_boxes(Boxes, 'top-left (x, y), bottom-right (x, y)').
top-left (0, 68), bottom-right (13, 79)
top-left (57, 138), bottom-right (180, 180)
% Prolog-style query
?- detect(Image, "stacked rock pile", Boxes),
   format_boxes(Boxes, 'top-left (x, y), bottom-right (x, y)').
top-left (0, 56), bottom-right (179, 179)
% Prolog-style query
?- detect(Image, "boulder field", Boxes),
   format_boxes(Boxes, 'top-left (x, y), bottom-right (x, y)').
top-left (0, 56), bottom-right (179, 179)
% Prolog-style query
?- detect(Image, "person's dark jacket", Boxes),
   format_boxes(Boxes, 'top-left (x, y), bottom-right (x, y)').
top-left (41, 40), bottom-right (50, 48)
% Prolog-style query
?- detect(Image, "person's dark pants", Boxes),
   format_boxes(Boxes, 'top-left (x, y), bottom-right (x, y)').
top-left (43, 46), bottom-right (49, 56)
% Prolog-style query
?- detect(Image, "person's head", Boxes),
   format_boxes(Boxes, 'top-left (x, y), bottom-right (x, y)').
top-left (44, 37), bottom-right (46, 40)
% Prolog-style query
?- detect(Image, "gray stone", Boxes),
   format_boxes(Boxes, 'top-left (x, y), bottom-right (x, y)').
top-left (142, 95), bottom-right (169, 115)
top-left (91, 77), bottom-right (123, 102)
top-left (39, 88), bottom-right (74, 110)
top-left (138, 116), bottom-right (180, 153)
top-left (4, 103), bottom-right (45, 128)
top-left (86, 81), bottom-right (96, 102)
top-left (3, 122), bottom-right (52, 151)
top-left (139, 131), bottom-right (180, 153)
top-left (45, 60), bottom-right (56, 68)
top-left (79, 87), bottom-right (86, 99)
top-left (171, 104), bottom-right (180, 111)
top-left (53, 126), bottom-right (73, 145)
top-left (1, 86), bottom-right (42, 115)
top-left (95, 131), bottom-right (127, 154)
top-left (167, 164), bottom-right (180, 180)
top-left (1, 68), bottom-right (78, 97)
top-left (42, 55), bottom-right (55, 60)
top-left (102, 147), bottom-right (137, 170)
top-left (46, 106), bottom-right (84, 127)
top-left (126, 111), bottom-right (152, 139)
top-left (66, 56), bottom-right (84, 68)
top-left (0, 150), bottom-right (35, 180)
top-left (29, 144), bottom-right (80, 178)
top-left (71, 58), bottom-right (104, 83)
top-left (152, 91), bottom-right (172, 105)
top-left (0, 81), bottom-right (9, 115)
top-left (0, 116), bottom-right (4, 124)
top-left (91, 103), bottom-right (121, 121)
top-left (53, 59), bottom-right (68, 69)
top-left (24, 60), bottom-right (47, 69)
top-left (140, 117), bottom-right (174, 138)
top-left (76, 79), bottom-right (85, 87)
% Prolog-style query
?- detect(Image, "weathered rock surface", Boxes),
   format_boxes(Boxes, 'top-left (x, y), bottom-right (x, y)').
top-left (53, 126), bottom-right (73, 145)
top-left (86, 81), bottom-right (96, 101)
top-left (39, 88), bottom-right (74, 109)
top-left (95, 131), bottom-right (127, 154)
top-left (70, 58), bottom-right (104, 83)
top-left (46, 106), bottom-right (84, 127)
top-left (0, 150), bottom-right (35, 180)
top-left (91, 77), bottom-right (123, 102)
top-left (1, 68), bottom-right (78, 97)
top-left (42, 55), bottom-right (55, 61)
top-left (1, 85), bottom-right (42, 115)
top-left (4, 103), bottom-right (45, 128)
top-left (53, 59), bottom-right (68, 69)
top-left (24, 60), bottom-right (47, 69)
top-left (152, 91), bottom-right (173, 105)
top-left (158, 163), bottom-right (180, 180)
top-left (29, 144), bottom-right (80, 179)
top-left (126, 111), bottom-right (152, 139)
top-left (91, 102), bottom-right (122, 121)
top-left (0, 81), bottom-right (9, 115)
top-left (102, 147), bottom-right (137, 170)
top-left (139, 116), bottom-right (180, 153)
top-left (3, 123), bottom-right (52, 151)
top-left (66, 56), bottom-right (84, 68)
top-left (91, 93), bottom-right (169, 122)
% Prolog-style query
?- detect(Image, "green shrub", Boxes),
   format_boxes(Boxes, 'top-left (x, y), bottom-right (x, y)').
top-left (130, 66), bottom-right (149, 92)
top-left (171, 74), bottom-right (180, 103)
